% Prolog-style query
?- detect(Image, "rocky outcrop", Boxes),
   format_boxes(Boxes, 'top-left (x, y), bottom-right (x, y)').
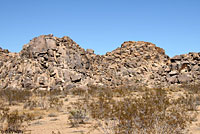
top-left (0, 35), bottom-right (199, 90)
top-left (165, 53), bottom-right (200, 84)
top-left (87, 41), bottom-right (170, 87)
top-left (0, 35), bottom-right (94, 91)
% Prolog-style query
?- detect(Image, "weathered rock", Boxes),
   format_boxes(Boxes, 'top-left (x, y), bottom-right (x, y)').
top-left (169, 71), bottom-right (179, 76)
top-left (178, 74), bottom-right (192, 83)
top-left (170, 63), bottom-right (178, 70)
top-left (64, 83), bottom-right (76, 90)
top-left (192, 65), bottom-right (200, 71)
top-left (167, 76), bottom-right (178, 84)
top-left (86, 49), bottom-right (94, 54)
top-left (70, 74), bottom-right (81, 83)
top-left (171, 55), bottom-right (182, 62)
top-left (164, 66), bottom-right (171, 72)
top-left (0, 35), bottom-right (200, 90)
top-left (21, 77), bottom-right (33, 89)
top-left (46, 38), bottom-right (57, 50)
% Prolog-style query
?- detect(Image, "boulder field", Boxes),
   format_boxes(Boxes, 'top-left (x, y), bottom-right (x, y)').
top-left (0, 34), bottom-right (200, 90)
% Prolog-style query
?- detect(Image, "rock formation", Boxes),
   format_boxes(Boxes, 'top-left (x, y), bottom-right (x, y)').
top-left (0, 35), bottom-right (199, 90)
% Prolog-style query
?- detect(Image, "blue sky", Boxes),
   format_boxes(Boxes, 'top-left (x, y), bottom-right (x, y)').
top-left (0, 0), bottom-right (199, 57)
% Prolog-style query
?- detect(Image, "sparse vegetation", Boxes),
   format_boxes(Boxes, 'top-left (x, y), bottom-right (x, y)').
top-left (72, 86), bottom-right (200, 134)
top-left (0, 88), bottom-right (32, 105)
top-left (23, 91), bottom-right (64, 111)
top-left (68, 101), bottom-right (89, 128)
top-left (49, 96), bottom-right (64, 111)
top-left (181, 83), bottom-right (200, 94)
top-left (0, 104), bottom-right (33, 133)
top-left (88, 89), bottom-right (183, 133)
top-left (0, 84), bottom-right (200, 133)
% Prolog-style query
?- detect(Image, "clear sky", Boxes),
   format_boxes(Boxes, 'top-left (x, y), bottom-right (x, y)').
top-left (0, 0), bottom-right (199, 57)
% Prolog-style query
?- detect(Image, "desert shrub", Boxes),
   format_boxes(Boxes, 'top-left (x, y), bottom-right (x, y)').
top-left (32, 88), bottom-right (67, 97)
top-left (111, 86), bottom-right (145, 97)
top-left (3, 110), bottom-right (24, 132)
top-left (32, 89), bottom-right (48, 97)
top-left (23, 95), bottom-right (49, 110)
top-left (68, 109), bottom-right (87, 127)
top-left (87, 85), bottom-right (103, 97)
top-left (70, 88), bottom-right (87, 96)
top-left (68, 101), bottom-right (89, 127)
top-left (49, 89), bottom-right (63, 97)
top-left (181, 83), bottom-right (200, 94)
top-left (86, 85), bottom-right (144, 98)
top-left (88, 88), bottom-right (192, 134)
top-left (176, 93), bottom-right (200, 111)
top-left (178, 83), bottom-right (200, 111)
top-left (0, 107), bottom-right (32, 133)
top-left (0, 89), bottom-right (32, 105)
top-left (0, 102), bottom-right (9, 121)
top-left (24, 95), bottom-right (63, 111)
top-left (49, 97), bottom-right (64, 111)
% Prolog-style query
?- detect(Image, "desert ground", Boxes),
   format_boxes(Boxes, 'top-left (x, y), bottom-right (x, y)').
top-left (1, 85), bottom-right (200, 134)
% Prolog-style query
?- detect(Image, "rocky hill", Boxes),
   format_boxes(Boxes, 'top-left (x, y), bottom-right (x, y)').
top-left (0, 34), bottom-right (200, 90)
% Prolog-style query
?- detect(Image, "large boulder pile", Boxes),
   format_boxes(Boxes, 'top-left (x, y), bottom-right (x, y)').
top-left (87, 41), bottom-right (170, 87)
top-left (0, 35), bottom-right (94, 90)
top-left (162, 53), bottom-right (200, 84)
top-left (0, 35), bottom-right (199, 90)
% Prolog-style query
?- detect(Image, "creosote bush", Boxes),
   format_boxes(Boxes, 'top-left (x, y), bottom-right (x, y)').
top-left (0, 104), bottom-right (33, 133)
top-left (179, 83), bottom-right (200, 111)
top-left (24, 90), bottom-right (64, 110)
top-left (86, 87), bottom-right (192, 134)
top-left (181, 83), bottom-right (200, 94)
top-left (24, 94), bottom-right (63, 111)
top-left (49, 97), bottom-right (64, 111)
top-left (68, 101), bottom-right (89, 128)
top-left (0, 88), bottom-right (32, 105)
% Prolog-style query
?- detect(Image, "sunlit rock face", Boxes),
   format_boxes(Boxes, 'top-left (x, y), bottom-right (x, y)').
top-left (0, 34), bottom-right (200, 90)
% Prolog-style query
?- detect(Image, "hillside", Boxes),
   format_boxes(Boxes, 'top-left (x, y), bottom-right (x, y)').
top-left (0, 34), bottom-right (199, 91)
top-left (1, 35), bottom-right (200, 134)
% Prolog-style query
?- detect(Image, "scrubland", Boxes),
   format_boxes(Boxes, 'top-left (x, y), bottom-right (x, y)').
top-left (0, 84), bottom-right (200, 134)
